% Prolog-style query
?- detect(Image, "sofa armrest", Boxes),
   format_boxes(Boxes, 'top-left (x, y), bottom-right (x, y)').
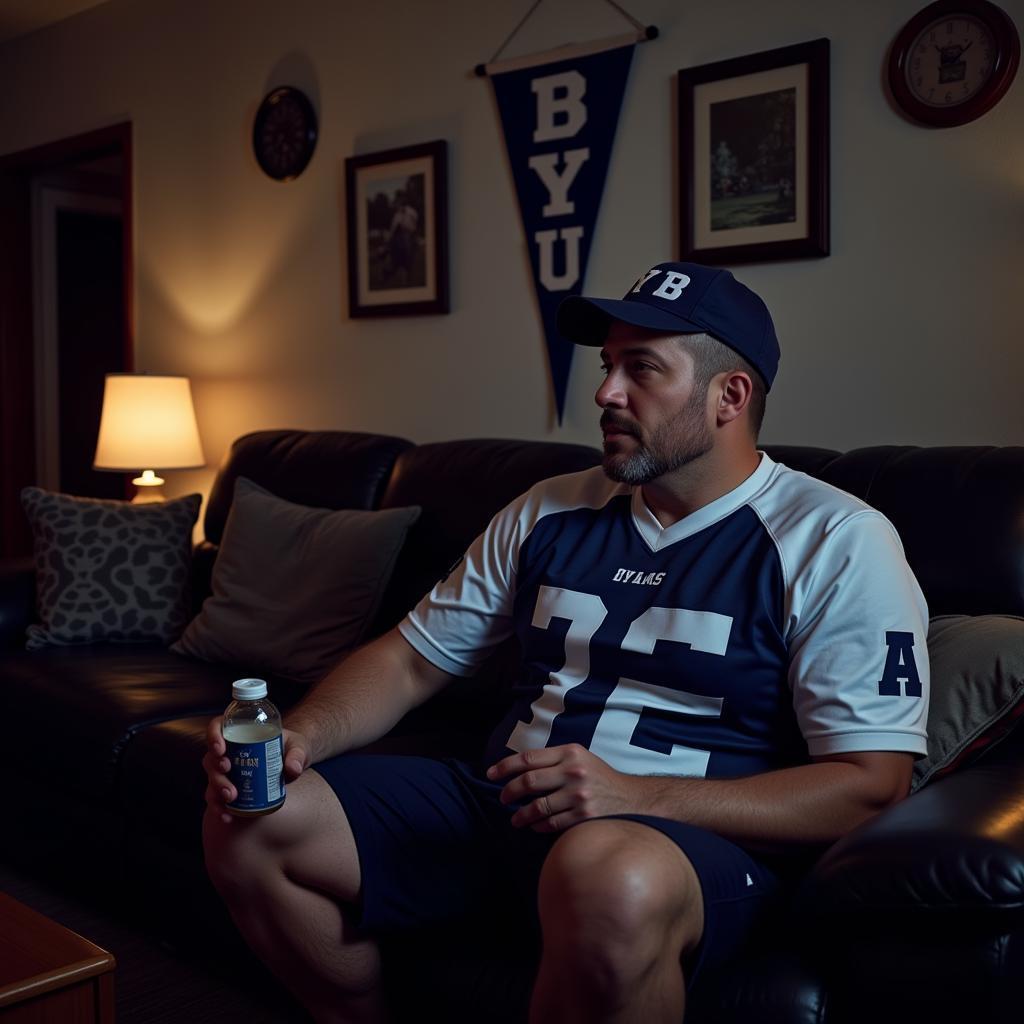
top-left (0, 557), bottom-right (35, 650)
top-left (795, 757), bottom-right (1024, 927)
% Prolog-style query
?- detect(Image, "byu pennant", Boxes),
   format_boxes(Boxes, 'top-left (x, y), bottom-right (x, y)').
top-left (490, 43), bottom-right (635, 423)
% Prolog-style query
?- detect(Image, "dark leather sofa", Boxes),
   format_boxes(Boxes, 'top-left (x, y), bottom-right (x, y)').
top-left (3, 429), bottom-right (1024, 1024)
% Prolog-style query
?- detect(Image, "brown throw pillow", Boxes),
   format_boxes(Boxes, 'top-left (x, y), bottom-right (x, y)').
top-left (173, 477), bottom-right (419, 683)
top-left (21, 487), bottom-right (201, 649)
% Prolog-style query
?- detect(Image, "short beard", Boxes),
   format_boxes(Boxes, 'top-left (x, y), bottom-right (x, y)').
top-left (601, 393), bottom-right (712, 486)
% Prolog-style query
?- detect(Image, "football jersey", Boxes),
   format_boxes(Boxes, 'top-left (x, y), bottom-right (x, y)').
top-left (399, 454), bottom-right (929, 779)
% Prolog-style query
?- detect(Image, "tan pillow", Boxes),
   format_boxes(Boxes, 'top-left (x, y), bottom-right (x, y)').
top-left (173, 478), bottom-right (419, 683)
top-left (912, 614), bottom-right (1024, 791)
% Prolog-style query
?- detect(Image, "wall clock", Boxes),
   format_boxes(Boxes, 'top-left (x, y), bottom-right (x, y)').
top-left (888, 0), bottom-right (1020, 126)
top-left (252, 86), bottom-right (318, 180)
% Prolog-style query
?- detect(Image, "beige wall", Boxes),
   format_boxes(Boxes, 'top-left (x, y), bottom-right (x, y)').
top-left (2, 0), bottom-right (1023, 516)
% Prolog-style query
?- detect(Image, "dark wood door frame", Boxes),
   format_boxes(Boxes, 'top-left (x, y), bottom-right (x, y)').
top-left (0, 122), bottom-right (133, 558)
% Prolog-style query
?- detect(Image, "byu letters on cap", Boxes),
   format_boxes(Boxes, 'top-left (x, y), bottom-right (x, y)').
top-left (557, 261), bottom-right (781, 390)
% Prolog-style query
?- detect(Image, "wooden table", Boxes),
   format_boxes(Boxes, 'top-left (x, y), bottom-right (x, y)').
top-left (0, 892), bottom-right (115, 1022)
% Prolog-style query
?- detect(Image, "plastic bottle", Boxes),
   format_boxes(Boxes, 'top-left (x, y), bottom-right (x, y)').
top-left (223, 678), bottom-right (285, 816)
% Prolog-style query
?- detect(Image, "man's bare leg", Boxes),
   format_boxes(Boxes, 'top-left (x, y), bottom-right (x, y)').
top-left (529, 819), bottom-right (704, 1024)
top-left (203, 769), bottom-right (385, 1024)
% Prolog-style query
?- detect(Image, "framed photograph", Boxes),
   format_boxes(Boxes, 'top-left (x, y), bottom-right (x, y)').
top-left (345, 140), bottom-right (449, 317)
top-left (677, 38), bottom-right (829, 265)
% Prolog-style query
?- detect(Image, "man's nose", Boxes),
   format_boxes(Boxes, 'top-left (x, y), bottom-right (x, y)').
top-left (595, 371), bottom-right (626, 408)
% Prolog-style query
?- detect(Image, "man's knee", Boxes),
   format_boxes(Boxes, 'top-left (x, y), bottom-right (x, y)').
top-left (537, 819), bottom-right (703, 974)
top-left (203, 768), bottom-right (360, 904)
top-left (202, 791), bottom-right (293, 896)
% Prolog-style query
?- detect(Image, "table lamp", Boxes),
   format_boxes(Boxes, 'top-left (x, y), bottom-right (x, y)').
top-left (93, 373), bottom-right (205, 503)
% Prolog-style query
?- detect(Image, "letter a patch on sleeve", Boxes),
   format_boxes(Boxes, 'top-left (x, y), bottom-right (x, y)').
top-left (878, 631), bottom-right (922, 697)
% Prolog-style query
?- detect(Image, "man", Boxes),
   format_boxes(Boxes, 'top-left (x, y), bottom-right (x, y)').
top-left (203, 262), bottom-right (929, 1024)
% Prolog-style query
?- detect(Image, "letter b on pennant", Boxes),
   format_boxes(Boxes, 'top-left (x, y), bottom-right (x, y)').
top-left (878, 631), bottom-right (922, 697)
top-left (532, 71), bottom-right (587, 143)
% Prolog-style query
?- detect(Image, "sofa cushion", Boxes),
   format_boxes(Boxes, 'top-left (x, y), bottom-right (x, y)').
top-left (203, 430), bottom-right (414, 545)
top-left (816, 446), bottom-right (1024, 616)
top-left (374, 438), bottom-right (602, 633)
top-left (173, 478), bottom-right (419, 684)
top-left (20, 487), bottom-right (201, 650)
top-left (912, 614), bottom-right (1024, 790)
top-left (1, 644), bottom-right (307, 799)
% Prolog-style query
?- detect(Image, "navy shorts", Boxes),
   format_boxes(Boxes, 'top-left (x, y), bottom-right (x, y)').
top-left (313, 753), bottom-right (793, 987)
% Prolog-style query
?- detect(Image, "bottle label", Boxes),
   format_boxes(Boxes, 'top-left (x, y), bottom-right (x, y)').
top-left (225, 731), bottom-right (285, 813)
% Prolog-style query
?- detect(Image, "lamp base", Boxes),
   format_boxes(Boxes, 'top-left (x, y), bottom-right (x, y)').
top-left (131, 486), bottom-right (167, 504)
top-left (131, 470), bottom-right (166, 504)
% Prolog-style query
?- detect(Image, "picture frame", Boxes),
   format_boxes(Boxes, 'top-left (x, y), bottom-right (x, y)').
top-left (344, 140), bottom-right (449, 317)
top-left (677, 38), bottom-right (829, 265)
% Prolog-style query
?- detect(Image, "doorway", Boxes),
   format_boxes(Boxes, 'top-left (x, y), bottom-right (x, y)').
top-left (0, 123), bottom-right (132, 558)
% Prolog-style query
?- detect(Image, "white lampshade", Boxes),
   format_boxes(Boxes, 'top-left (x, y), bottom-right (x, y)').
top-left (93, 374), bottom-right (204, 471)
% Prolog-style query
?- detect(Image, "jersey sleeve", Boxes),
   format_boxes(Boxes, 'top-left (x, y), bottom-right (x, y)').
top-left (398, 492), bottom-right (529, 677)
top-left (787, 511), bottom-right (930, 758)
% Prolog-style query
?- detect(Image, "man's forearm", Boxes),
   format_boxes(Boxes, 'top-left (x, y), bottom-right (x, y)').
top-left (626, 756), bottom-right (909, 851)
top-left (284, 628), bottom-right (449, 764)
top-left (492, 744), bottom-right (913, 848)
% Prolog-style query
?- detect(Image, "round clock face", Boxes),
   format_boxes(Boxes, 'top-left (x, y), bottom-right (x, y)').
top-left (253, 87), bottom-right (318, 181)
top-left (889, 0), bottom-right (1020, 127)
top-left (905, 14), bottom-right (995, 106)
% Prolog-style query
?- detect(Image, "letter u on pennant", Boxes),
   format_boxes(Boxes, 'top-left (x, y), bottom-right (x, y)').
top-left (535, 227), bottom-right (583, 290)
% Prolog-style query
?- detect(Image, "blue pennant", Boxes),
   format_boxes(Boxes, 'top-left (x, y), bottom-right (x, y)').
top-left (490, 43), bottom-right (635, 424)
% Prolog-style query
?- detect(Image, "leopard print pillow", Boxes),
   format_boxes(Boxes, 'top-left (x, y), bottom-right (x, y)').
top-left (20, 487), bottom-right (201, 650)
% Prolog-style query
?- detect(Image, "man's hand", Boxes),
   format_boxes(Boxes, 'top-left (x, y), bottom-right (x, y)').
top-left (202, 715), bottom-right (312, 824)
top-left (487, 743), bottom-right (640, 833)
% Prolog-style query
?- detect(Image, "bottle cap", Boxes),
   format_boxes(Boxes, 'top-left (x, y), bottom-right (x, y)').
top-left (232, 678), bottom-right (268, 701)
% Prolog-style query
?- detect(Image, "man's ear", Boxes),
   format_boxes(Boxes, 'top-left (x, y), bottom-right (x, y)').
top-left (715, 371), bottom-right (753, 426)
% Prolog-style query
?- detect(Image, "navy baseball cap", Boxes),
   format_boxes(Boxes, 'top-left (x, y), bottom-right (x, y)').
top-left (557, 262), bottom-right (780, 390)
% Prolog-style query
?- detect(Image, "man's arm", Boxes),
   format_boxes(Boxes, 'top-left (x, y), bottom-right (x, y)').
top-left (203, 628), bottom-right (456, 819)
top-left (283, 626), bottom-right (457, 768)
top-left (488, 745), bottom-right (913, 851)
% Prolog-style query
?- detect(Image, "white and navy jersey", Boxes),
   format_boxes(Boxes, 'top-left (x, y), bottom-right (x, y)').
top-left (399, 454), bottom-right (929, 779)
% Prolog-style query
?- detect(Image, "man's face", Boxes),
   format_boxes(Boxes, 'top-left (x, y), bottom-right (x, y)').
top-left (594, 323), bottom-right (712, 486)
